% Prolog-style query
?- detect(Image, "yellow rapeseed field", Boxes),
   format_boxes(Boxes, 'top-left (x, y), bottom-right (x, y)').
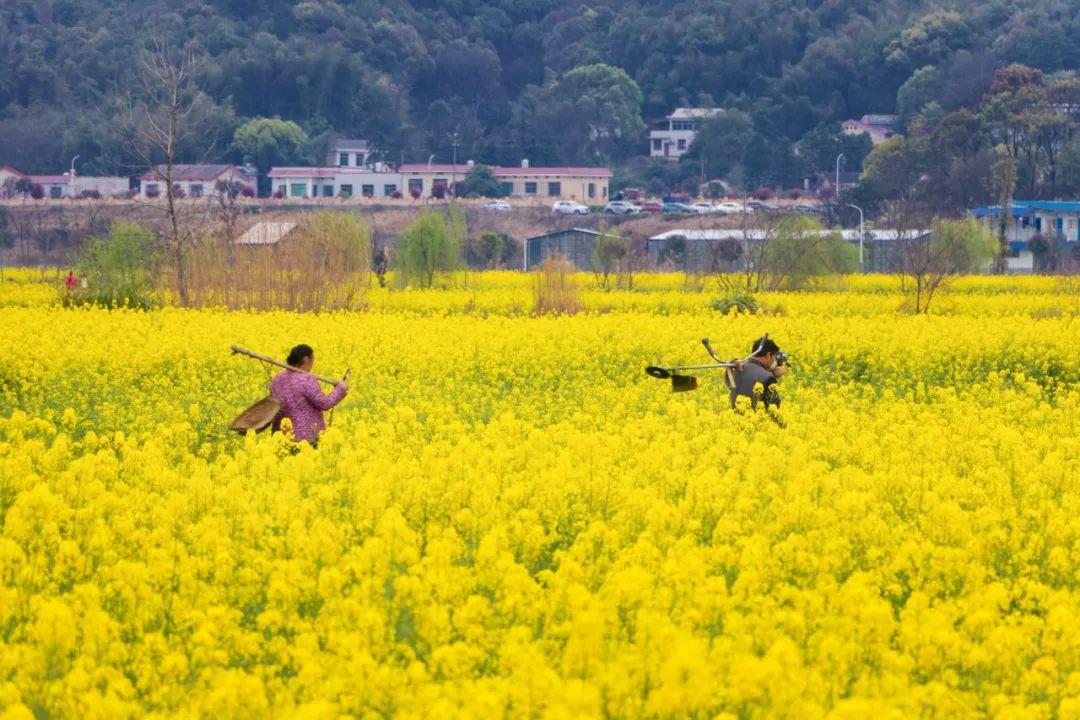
top-left (1, 273), bottom-right (1079, 718)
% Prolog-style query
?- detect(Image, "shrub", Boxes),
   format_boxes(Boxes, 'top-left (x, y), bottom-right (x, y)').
top-left (710, 291), bottom-right (759, 315)
top-left (172, 184), bottom-right (186, 199)
top-left (241, 186), bottom-right (255, 198)
top-left (145, 186), bottom-right (161, 199)
top-left (29, 183), bottom-right (44, 200)
top-left (787, 188), bottom-right (802, 200)
top-left (397, 208), bottom-right (465, 288)
top-left (390, 190), bottom-right (403, 199)
top-left (753, 187), bottom-right (774, 200)
top-left (410, 188), bottom-right (421, 199)
top-left (68, 221), bottom-right (159, 309)
top-left (272, 189), bottom-right (285, 199)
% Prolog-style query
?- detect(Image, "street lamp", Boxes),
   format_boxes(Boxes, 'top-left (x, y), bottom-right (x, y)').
top-left (69, 155), bottom-right (80, 177)
top-left (845, 203), bottom-right (865, 270)
top-left (834, 153), bottom-right (844, 201)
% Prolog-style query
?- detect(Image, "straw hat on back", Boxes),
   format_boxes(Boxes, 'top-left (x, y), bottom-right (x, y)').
top-left (229, 396), bottom-right (281, 434)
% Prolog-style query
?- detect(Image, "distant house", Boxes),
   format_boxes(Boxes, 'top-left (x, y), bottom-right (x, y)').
top-left (649, 108), bottom-right (724, 160)
top-left (326, 139), bottom-right (373, 168)
top-left (805, 171), bottom-right (862, 198)
top-left (268, 167), bottom-right (400, 198)
top-left (841, 115), bottom-right (898, 146)
top-left (971, 201), bottom-right (1080, 273)
top-left (399, 161), bottom-right (611, 201)
top-left (0, 166), bottom-right (26, 195)
top-left (137, 164), bottom-right (253, 199)
top-left (525, 228), bottom-right (618, 270)
top-left (0, 168), bottom-right (128, 199)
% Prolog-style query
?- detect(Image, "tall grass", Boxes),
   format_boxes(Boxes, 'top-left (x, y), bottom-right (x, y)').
top-left (532, 255), bottom-right (583, 315)
top-left (183, 212), bottom-right (371, 311)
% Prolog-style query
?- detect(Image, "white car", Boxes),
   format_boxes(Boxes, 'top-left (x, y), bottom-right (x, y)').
top-left (482, 199), bottom-right (512, 213)
top-left (717, 202), bottom-right (753, 214)
top-left (604, 201), bottom-right (642, 215)
top-left (552, 200), bottom-right (590, 215)
top-left (690, 202), bottom-right (722, 214)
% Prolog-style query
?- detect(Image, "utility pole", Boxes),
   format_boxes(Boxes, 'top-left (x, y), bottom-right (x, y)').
top-left (835, 153), bottom-right (844, 202)
top-left (451, 130), bottom-right (460, 203)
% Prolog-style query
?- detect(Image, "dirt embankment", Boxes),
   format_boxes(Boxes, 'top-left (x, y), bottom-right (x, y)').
top-left (0, 198), bottom-right (750, 268)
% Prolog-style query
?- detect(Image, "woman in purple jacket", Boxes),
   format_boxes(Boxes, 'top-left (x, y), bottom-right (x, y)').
top-left (270, 344), bottom-right (349, 446)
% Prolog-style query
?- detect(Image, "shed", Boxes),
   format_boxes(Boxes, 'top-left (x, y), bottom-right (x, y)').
top-left (525, 228), bottom-right (616, 271)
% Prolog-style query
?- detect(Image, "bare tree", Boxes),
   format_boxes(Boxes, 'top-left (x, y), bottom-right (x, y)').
top-left (122, 38), bottom-right (215, 306)
top-left (896, 216), bottom-right (997, 314)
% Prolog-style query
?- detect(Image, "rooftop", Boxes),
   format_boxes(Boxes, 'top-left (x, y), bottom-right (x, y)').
top-left (141, 164), bottom-right (239, 181)
top-left (667, 108), bottom-right (724, 120)
top-left (236, 222), bottom-right (298, 246)
top-left (650, 229), bottom-right (924, 242)
top-left (329, 139), bottom-right (370, 152)
top-left (970, 200), bottom-right (1080, 218)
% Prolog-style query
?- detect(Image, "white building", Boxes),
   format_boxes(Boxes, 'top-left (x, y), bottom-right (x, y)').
top-left (268, 167), bottom-right (400, 198)
top-left (649, 108), bottom-right (724, 160)
top-left (137, 165), bottom-right (254, 199)
top-left (971, 201), bottom-right (1080, 273)
top-left (326, 139), bottom-right (372, 169)
top-left (0, 167), bottom-right (128, 198)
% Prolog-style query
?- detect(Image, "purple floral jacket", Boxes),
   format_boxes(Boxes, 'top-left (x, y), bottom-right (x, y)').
top-left (270, 370), bottom-right (347, 443)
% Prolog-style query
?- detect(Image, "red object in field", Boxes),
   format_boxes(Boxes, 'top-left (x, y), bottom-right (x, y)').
top-left (640, 201), bottom-right (662, 213)
top-left (65, 272), bottom-right (76, 290)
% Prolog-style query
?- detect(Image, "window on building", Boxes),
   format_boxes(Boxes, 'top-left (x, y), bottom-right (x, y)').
top-left (145, 184), bottom-right (159, 195)
top-left (525, 182), bottom-right (538, 195)
top-left (384, 184), bottom-right (396, 196)
top-left (339, 184), bottom-right (353, 197)
top-left (49, 186), bottom-right (63, 199)
top-left (290, 183), bottom-right (307, 197)
top-left (548, 182), bottom-right (561, 197)
top-left (339, 153), bottom-right (348, 167)
top-left (355, 154), bottom-right (364, 167)
top-left (323, 185), bottom-right (334, 197)
top-left (588, 183), bottom-right (596, 198)
top-left (276, 185), bottom-right (285, 196)
top-left (603, 186), bottom-right (608, 198)
top-left (677, 139), bottom-right (687, 150)
top-left (1034, 217), bottom-right (1043, 231)
top-left (408, 178), bottom-right (423, 196)
top-left (652, 139), bottom-right (662, 151)
top-left (362, 184), bottom-right (374, 197)
top-left (190, 184), bottom-right (203, 197)
top-left (500, 182), bottom-right (514, 196)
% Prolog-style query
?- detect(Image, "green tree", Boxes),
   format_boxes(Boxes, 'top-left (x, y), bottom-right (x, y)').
top-left (397, 209), bottom-right (464, 288)
top-left (73, 222), bottom-right (159, 308)
top-left (463, 165), bottom-right (504, 198)
top-left (232, 118), bottom-right (312, 196)
top-left (591, 226), bottom-right (632, 289)
top-left (897, 66), bottom-right (945, 126)
top-left (552, 64), bottom-right (644, 162)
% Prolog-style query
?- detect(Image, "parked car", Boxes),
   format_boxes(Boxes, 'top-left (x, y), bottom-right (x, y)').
top-left (604, 201), bottom-right (642, 215)
top-left (482, 199), bottom-right (512, 213)
top-left (690, 202), bottom-right (722, 214)
top-left (717, 202), bottom-right (753, 214)
top-left (552, 200), bottom-right (590, 215)
top-left (639, 201), bottom-right (663, 213)
top-left (792, 203), bottom-right (823, 214)
top-left (662, 202), bottom-right (695, 214)
top-left (747, 200), bottom-right (779, 211)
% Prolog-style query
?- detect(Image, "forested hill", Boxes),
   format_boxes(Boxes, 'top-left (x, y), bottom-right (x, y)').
top-left (2, 0), bottom-right (1079, 176)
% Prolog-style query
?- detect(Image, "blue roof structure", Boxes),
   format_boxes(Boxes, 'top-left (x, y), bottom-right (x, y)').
top-left (971, 201), bottom-right (1080, 218)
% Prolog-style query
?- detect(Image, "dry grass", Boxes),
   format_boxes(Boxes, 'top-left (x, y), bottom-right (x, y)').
top-left (532, 255), bottom-right (583, 315)
top-left (183, 212), bottom-right (371, 311)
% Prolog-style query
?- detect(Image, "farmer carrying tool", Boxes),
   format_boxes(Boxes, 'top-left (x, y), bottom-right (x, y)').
top-left (645, 334), bottom-right (790, 411)
top-left (725, 335), bottom-right (789, 410)
top-left (229, 344), bottom-right (349, 447)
